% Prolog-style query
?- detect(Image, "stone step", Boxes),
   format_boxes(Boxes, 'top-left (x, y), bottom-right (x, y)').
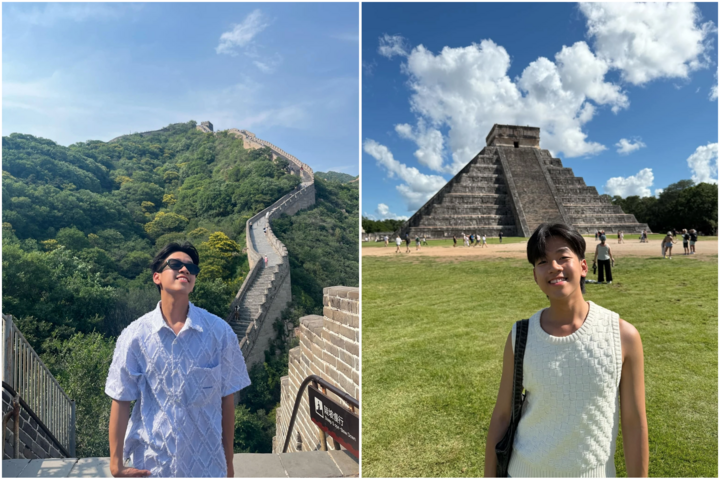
top-left (455, 175), bottom-right (504, 186)
top-left (428, 205), bottom-right (512, 216)
top-left (572, 223), bottom-right (650, 234)
top-left (553, 186), bottom-right (599, 196)
top-left (2, 451), bottom-right (358, 478)
top-left (417, 215), bottom-right (517, 227)
top-left (470, 155), bottom-right (501, 166)
top-left (551, 177), bottom-right (586, 187)
top-left (560, 196), bottom-right (612, 205)
top-left (404, 225), bottom-right (518, 238)
top-left (569, 214), bottom-right (645, 224)
top-left (446, 184), bottom-right (507, 195)
top-left (439, 194), bottom-right (508, 206)
top-left (564, 205), bottom-right (624, 215)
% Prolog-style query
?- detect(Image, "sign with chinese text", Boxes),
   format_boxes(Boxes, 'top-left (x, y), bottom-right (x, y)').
top-left (308, 385), bottom-right (359, 458)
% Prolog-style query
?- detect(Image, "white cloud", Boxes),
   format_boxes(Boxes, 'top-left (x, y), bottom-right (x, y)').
top-left (686, 142), bottom-right (719, 184)
top-left (395, 120), bottom-right (446, 172)
top-left (216, 10), bottom-right (269, 56)
top-left (711, 69), bottom-right (718, 101)
top-left (654, 188), bottom-right (664, 198)
top-left (378, 34), bottom-right (409, 59)
top-left (615, 138), bottom-right (646, 155)
top-left (604, 168), bottom-right (655, 197)
top-left (375, 203), bottom-right (408, 220)
top-left (396, 39), bottom-right (621, 174)
top-left (363, 139), bottom-right (446, 210)
top-left (579, 3), bottom-right (716, 86)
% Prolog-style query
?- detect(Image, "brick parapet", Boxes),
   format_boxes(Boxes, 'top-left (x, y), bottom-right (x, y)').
top-left (273, 287), bottom-right (359, 454)
top-left (2, 389), bottom-right (65, 460)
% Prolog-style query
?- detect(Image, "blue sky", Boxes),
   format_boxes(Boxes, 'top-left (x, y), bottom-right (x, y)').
top-left (3, 3), bottom-right (359, 175)
top-left (362, 2), bottom-right (718, 220)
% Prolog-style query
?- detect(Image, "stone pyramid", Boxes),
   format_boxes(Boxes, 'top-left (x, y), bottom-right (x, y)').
top-left (399, 124), bottom-right (650, 238)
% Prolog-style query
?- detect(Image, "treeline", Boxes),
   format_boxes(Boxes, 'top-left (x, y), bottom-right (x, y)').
top-left (1, 121), bottom-right (358, 456)
top-left (314, 171), bottom-right (358, 184)
top-left (362, 217), bottom-right (405, 234)
top-left (610, 180), bottom-right (718, 235)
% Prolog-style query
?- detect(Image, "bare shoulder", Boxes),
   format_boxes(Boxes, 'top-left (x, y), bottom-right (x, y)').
top-left (619, 318), bottom-right (643, 362)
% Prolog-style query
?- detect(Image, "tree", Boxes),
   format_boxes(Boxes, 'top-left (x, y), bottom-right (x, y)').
top-left (42, 333), bottom-right (116, 458)
top-left (144, 212), bottom-right (189, 239)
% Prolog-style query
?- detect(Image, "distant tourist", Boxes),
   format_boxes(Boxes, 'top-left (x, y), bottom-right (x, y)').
top-left (619, 230), bottom-right (625, 244)
top-left (481, 234), bottom-right (487, 248)
top-left (499, 231), bottom-right (503, 243)
top-left (682, 229), bottom-right (690, 255)
top-left (105, 242), bottom-right (250, 478)
top-left (484, 223), bottom-right (648, 477)
top-left (264, 255), bottom-right (269, 266)
top-left (662, 231), bottom-right (676, 259)
top-left (422, 235), bottom-right (429, 246)
top-left (595, 231), bottom-right (599, 241)
top-left (263, 226), bottom-right (267, 235)
top-left (689, 229), bottom-right (698, 254)
top-left (249, 222), bottom-right (252, 230)
top-left (405, 234), bottom-right (412, 253)
top-left (469, 233), bottom-right (475, 246)
top-left (395, 235), bottom-right (402, 253)
top-left (415, 235), bottom-right (421, 251)
top-left (453, 235), bottom-right (457, 248)
top-left (592, 235), bottom-right (615, 284)
top-left (385, 235), bottom-right (389, 247)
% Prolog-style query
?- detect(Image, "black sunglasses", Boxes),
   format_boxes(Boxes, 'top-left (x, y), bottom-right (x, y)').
top-left (160, 259), bottom-right (200, 276)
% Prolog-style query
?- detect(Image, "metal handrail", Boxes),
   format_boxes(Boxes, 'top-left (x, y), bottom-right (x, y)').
top-left (2, 381), bottom-right (71, 458)
top-left (2, 314), bottom-right (76, 456)
top-left (282, 374), bottom-right (358, 453)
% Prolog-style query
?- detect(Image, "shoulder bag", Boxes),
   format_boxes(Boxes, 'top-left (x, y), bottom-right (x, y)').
top-left (495, 318), bottom-right (529, 477)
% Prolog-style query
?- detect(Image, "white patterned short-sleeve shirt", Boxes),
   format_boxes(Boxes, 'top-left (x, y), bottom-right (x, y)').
top-left (105, 301), bottom-right (251, 477)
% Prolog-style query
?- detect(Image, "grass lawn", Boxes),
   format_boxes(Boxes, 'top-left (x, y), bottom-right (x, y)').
top-left (363, 237), bottom-right (527, 248)
top-left (583, 234), bottom-right (717, 242)
top-left (362, 254), bottom-right (718, 477)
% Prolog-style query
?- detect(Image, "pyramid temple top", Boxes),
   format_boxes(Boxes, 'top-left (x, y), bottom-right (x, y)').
top-left (486, 124), bottom-right (540, 148)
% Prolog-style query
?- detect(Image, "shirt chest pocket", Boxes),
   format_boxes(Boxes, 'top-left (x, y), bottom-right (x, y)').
top-left (183, 364), bottom-right (221, 407)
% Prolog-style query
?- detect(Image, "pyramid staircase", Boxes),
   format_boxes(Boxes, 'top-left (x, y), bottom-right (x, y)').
top-left (399, 125), bottom-right (649, 238)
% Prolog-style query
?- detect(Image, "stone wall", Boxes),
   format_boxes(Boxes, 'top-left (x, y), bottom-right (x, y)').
top-left (230, 182), bottom-right (316, 367)
top-left (273, 286), bottom-right (359, 454)
top-left (2, 389), bottom-right (66, 460)
top-left (225, 129), bottom-right (314, 182)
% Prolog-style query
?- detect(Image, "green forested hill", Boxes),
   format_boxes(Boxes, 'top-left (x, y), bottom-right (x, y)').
top-left (314, 170), bottom-right (358, 184)
top-left (1, 121), bottom-right (358, 456)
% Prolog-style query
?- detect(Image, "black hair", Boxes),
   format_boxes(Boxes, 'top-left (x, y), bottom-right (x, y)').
top-left (527, 223), bottom-right (586, 294)
top-left (151, 242), bottom-right (200, 292)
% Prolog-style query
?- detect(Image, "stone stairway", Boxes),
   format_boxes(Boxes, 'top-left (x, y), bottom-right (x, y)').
top-left (229, 215), bottom-right (283, 338)
top-left (2, 450), bottom-right (358, 478)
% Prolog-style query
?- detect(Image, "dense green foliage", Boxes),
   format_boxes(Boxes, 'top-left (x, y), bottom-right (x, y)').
top-left (362, 254), bottom-right (717, 477)
top-left (611, 180), bottom-right (718, 235)
top-left (2, 121), bottom-right (359, 456)
top-left (314, 171), bottom-right (358, 184)
top-left (2, 122), bottom-right (299, 349)
top-left (362, 217), bottom-right (405, 234)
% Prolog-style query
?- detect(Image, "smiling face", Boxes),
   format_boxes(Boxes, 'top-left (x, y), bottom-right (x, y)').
top-left (152, 251), bottom-right (197, 295)
top-left (532, 236), bottom-right (588, 300)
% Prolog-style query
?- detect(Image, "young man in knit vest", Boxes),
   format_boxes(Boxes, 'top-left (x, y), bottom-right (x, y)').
top-left (484, 223), bottom-right (649, 477)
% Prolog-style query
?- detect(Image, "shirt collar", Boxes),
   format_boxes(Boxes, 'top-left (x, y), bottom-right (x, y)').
top-left (150, 301), bottom-right (205, 334)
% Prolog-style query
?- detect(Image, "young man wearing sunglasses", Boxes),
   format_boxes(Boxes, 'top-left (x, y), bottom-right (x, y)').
top-left (105, 242), bottom-right (250, 478)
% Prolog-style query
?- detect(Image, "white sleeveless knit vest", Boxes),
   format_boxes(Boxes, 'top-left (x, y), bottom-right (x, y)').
top-left (509, 301), bottom-right (622, 478)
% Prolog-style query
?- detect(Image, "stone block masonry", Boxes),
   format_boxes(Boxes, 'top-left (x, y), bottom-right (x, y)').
top-left (399, 124), bottom-right (649, 238)
top-left (272, 287), bottom-right (359, 454)
top-left (2, 389), bottom-right (65, 460)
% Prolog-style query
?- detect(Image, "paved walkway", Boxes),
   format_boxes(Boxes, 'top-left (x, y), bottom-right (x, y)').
top-left (2, 450), bottom-right (358, 477)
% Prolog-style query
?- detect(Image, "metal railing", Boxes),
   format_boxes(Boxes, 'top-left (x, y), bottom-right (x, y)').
top-left (282, 374), bottom-right (358, 454)
top-left (2, 314), bottom-right (76, 456)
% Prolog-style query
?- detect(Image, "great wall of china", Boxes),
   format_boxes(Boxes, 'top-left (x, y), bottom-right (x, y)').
top-left (3, 121), bottom-right (359, 474)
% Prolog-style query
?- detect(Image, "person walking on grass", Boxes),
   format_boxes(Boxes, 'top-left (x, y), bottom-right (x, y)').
top-left (619, 230), bottom-right (625, 244)
top-left (422, 235), bottom-right (429, 246)
top-left (682, 229), bottom-right (690, 255)
top-left (106, 242), bottom-right (250, 478)
top-left (484, 223), bottom-right (648, 478)
top-left (689, 229), bottom-right (698, 254)
top-left (405, 234), bottom-right (412, 253)
top-left (395, 235), bottom-right (402, 254)
top-left (499, 231), bottom-right (503, 244)
top-left (481, 234), bottom-right (488, 248)
top-left (385, 235), bottom-right (389, 247)
top-left (453, 235), bottom-right (457, 248)
top-left (593, 235), bottom-right (615, 284)
top-left (662, 231), bottom-right (676, 259)
top-left (415, 235), bottom-right (421, 251)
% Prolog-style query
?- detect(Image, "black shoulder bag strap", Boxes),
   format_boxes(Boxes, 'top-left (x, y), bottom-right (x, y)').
top-left (495, 318), bottom-right (529, 477)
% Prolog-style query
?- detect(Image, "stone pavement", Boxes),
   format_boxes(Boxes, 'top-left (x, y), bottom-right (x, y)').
top-left (2, 450), bottom-right (358, 477)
